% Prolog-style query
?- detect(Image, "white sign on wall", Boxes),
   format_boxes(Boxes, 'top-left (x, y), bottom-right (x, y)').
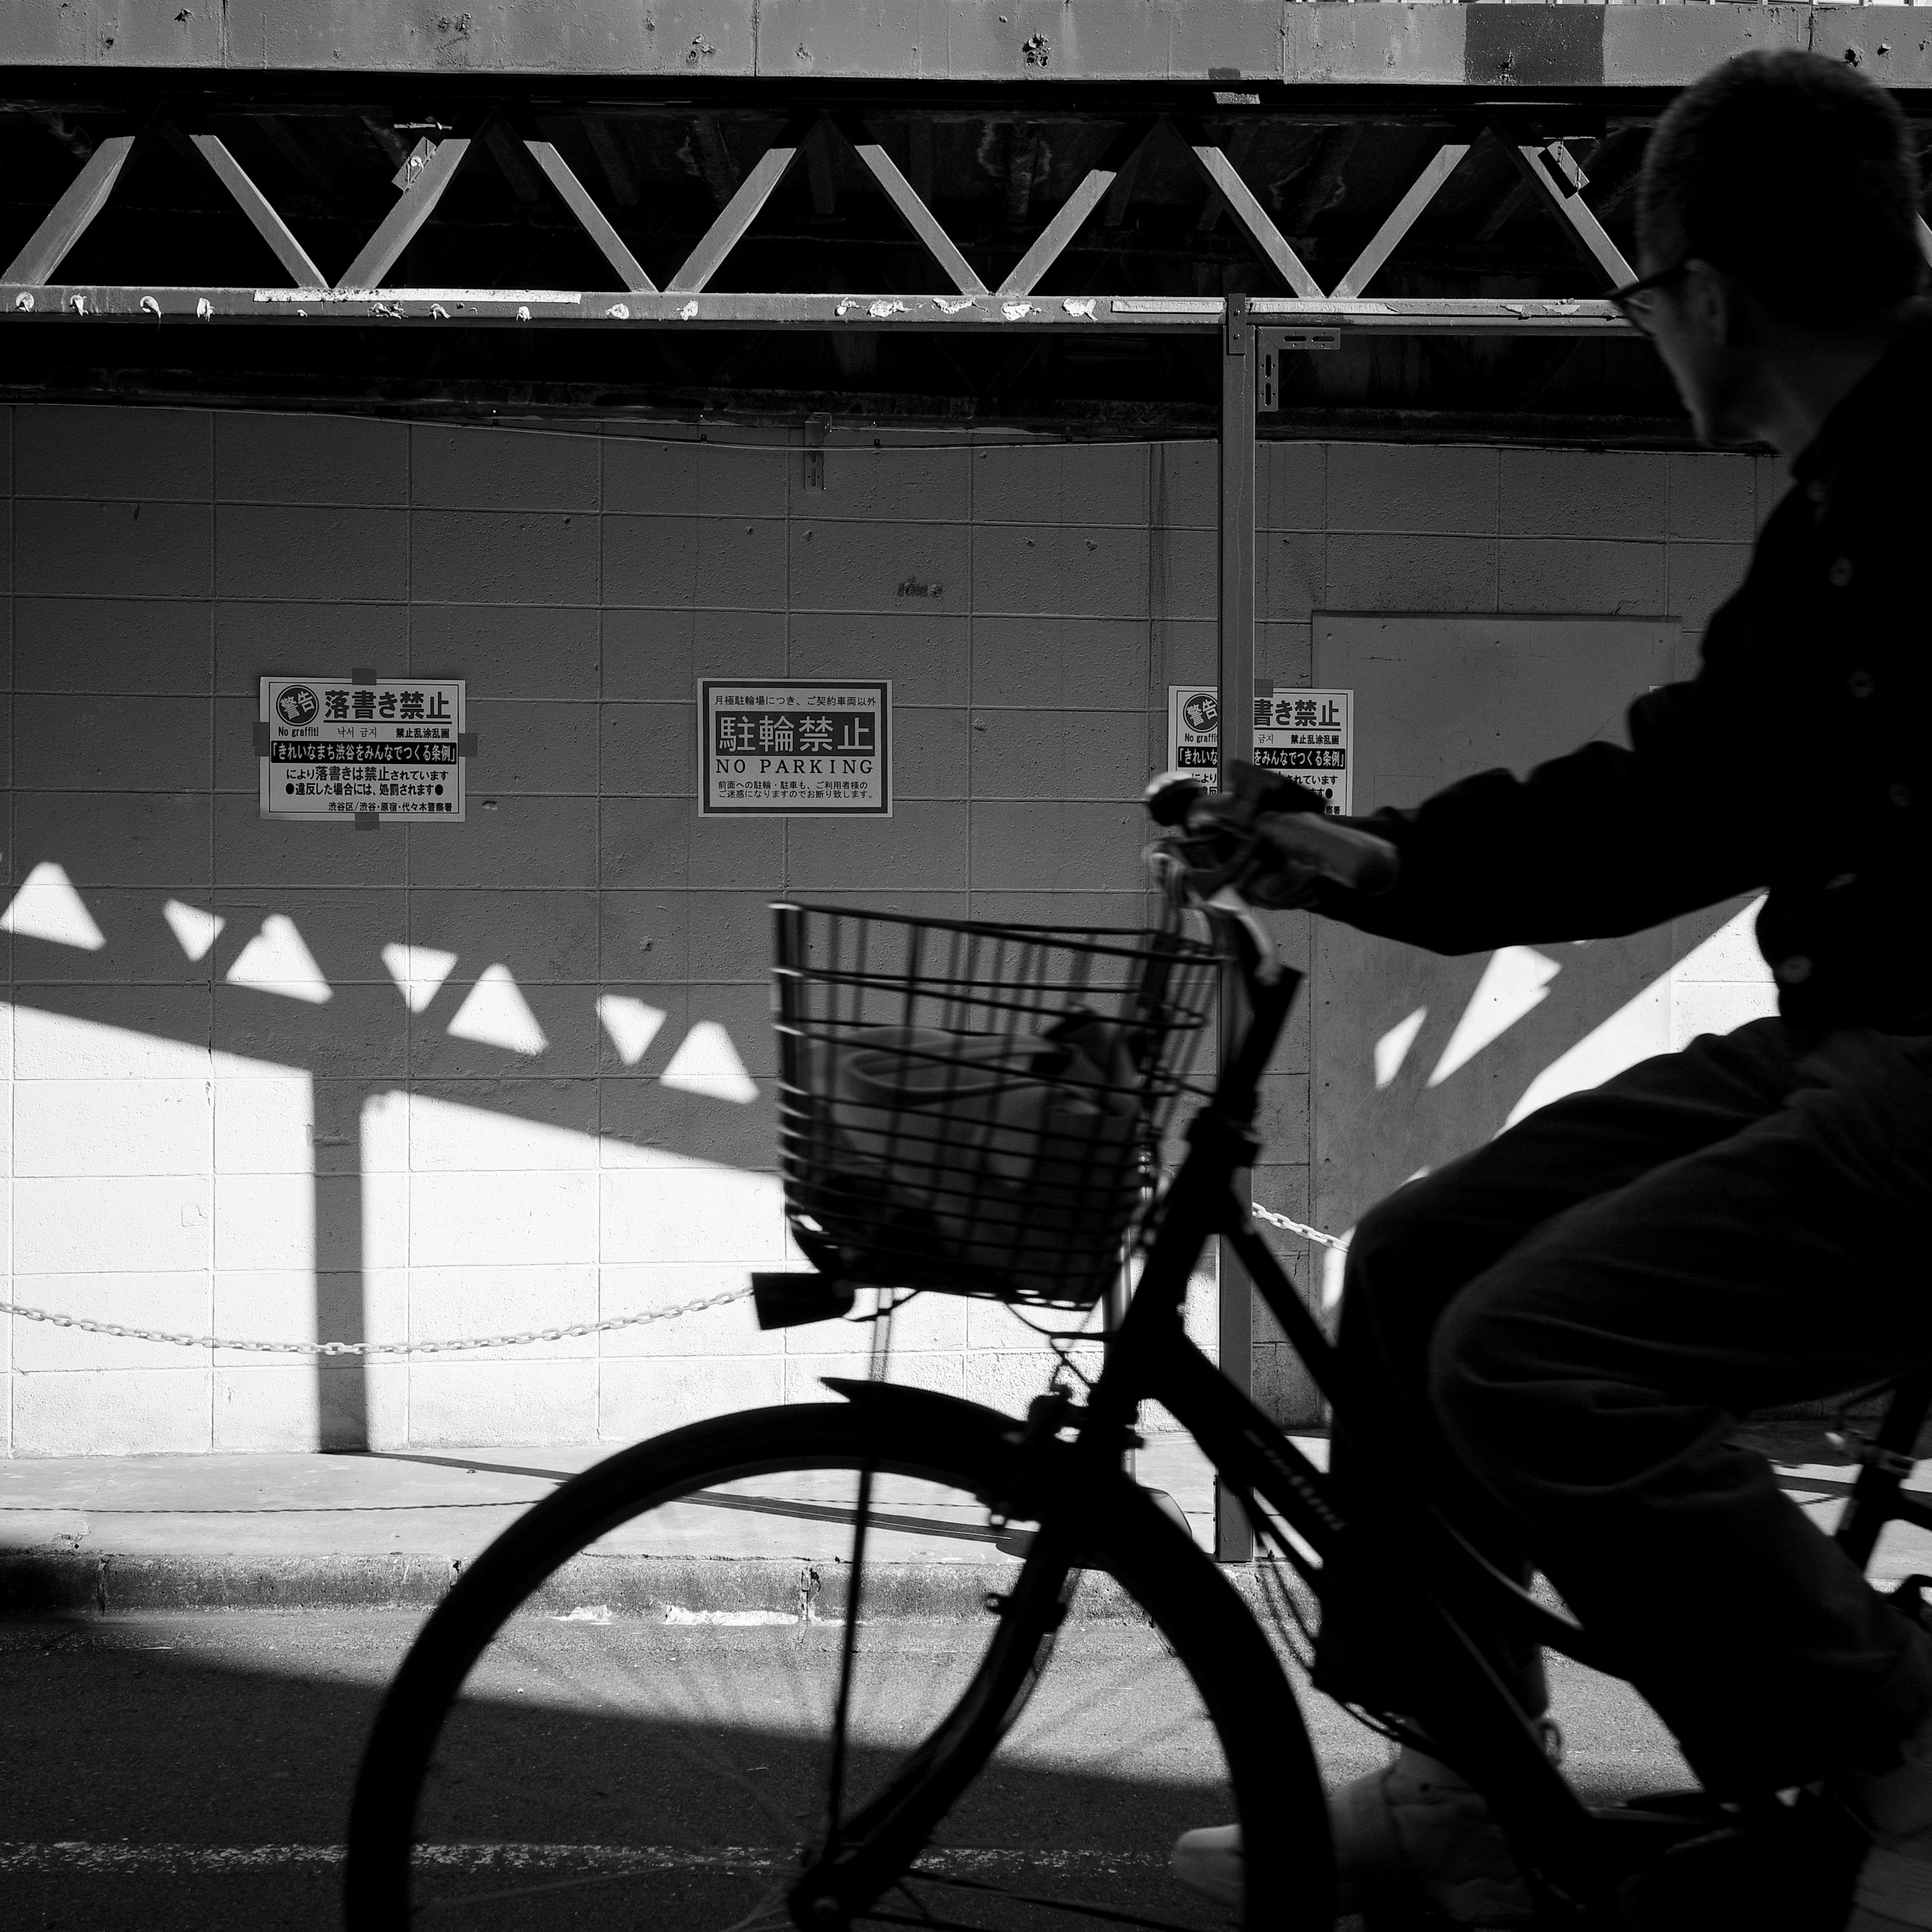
top-left (1166, 686), bottom-right (1353, 815)
top-left (260, 677), bottom-right (466, 822)
top-left (700, 680), bottom-right (891, 816)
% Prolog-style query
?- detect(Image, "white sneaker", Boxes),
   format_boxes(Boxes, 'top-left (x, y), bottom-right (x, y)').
top-left (1170, 1746), bottom-right (1535, 1924)
top-left (1845, 1843), bottom-right (1932, 1931)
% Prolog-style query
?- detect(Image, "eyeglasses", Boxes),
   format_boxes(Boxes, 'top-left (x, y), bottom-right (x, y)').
top-left (1607, 261), bottom-right (1690, 336)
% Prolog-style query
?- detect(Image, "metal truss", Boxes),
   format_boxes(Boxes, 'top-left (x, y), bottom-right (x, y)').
top-left (2, 107), bottom-right (1640, 339)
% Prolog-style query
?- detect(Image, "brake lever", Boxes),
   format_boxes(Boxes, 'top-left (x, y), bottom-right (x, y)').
top-left (1205, 884), bottom-right (1285, 986)
top-left (1147, 831), bottom-right (1286, 985)
top-left (1143, 769), bottom-right (1296, 983)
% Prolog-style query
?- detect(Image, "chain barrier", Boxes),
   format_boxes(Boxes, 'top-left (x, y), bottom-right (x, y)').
top-left (1250, 1201), bottom-right (1351, 1252)
top-left (0, 1289), bottom-right (754, 1357)
top-left (0, 1208), bottom-right (1344, 1354)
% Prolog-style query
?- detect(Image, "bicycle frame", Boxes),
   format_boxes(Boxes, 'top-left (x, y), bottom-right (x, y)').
top-left (1063, 910), bottom-right (1636, 1900)
top-left (792, 889), bottom-right (1932, 1923)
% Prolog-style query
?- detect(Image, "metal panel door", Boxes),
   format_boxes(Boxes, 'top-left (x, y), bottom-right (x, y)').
top-left (1307, 612), bottom-right (1750, 1296)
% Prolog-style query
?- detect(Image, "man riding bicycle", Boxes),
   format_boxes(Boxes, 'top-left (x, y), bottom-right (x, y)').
top-left (1171, 50), bottom-right (1932, 1932)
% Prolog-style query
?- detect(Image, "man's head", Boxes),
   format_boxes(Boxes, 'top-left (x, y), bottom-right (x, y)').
top-left (1628, 51), bottom-right (1924, 447)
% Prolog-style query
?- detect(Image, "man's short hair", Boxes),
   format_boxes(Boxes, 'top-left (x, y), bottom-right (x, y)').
top-left (1638, 49), bottom-right (1925, 322)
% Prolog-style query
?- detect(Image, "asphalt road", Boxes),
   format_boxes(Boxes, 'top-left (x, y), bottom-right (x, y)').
top-left (0, 1608), bottom-right (1689, 1930)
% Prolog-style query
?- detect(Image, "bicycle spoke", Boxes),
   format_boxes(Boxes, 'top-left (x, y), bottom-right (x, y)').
top-left (352, 1409), bottom-right (1287, 1932)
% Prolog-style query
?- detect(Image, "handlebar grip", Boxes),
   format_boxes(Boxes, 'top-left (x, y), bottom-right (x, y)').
top-left (1144, 771), bottom-right (1203, 828)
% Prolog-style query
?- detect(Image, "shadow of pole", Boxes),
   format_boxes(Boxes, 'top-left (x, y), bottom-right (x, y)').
top-left (313, 1082), bottom-right (371, 1453)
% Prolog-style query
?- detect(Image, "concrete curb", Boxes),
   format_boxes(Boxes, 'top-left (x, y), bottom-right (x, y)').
top-left (0, 1551), bottom-right (1170, 1622)
top-left (0, 1552), bottom-right (463, 1616)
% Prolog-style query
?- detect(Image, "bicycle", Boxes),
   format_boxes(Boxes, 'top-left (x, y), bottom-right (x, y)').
top-left (344, 772), bottom-right (1932, 1931)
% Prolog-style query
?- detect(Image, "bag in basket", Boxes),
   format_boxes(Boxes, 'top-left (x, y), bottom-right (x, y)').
top-left (809, 1012), bottom-right (1144, 1300)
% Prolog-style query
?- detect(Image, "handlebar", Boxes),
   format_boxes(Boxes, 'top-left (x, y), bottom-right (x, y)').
top-left (1142, 768), bottom-right (1303, 1131)
top-left (1142, 767), bottom-right (1296, 987)
top-left (1144, 762), bottom-right (1398, 988)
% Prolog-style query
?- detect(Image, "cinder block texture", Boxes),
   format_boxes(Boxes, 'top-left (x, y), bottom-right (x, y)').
top-left (215, 505), bottom-right (405, 603)
top-left (3, 410), bottom-right (1750, 1454)
top-left (215, 414), bottom-right (409, 507)
top-left (1328, 443), bottom-right (1498, 536)
top-left (1500, 449), bottom-right (1665, 541)
top-left (18, 405), bottom-right (212, 503)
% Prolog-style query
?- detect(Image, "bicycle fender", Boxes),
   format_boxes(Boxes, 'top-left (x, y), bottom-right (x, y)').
top-left (821, 1374), bottom-right (1021, 1443)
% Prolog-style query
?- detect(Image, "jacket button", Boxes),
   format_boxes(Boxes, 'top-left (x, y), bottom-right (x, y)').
top-left (1847, 670), bottom-right (1876, 698)
top-left (1890, 780), bottom-right (1914, 808)
top-left (1776, 955), bottom-right (1814, 986)
top-left (1828, 556), bottom-right (1854, 588)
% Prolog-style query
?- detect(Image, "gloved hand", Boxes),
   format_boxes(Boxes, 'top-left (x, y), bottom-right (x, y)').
top-left (1249, 809), bottom-right (1400, 904)
top-left (1180, 768), bottom-right (1398, 907)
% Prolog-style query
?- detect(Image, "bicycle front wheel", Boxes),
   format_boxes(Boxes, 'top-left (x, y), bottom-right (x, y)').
top-left (345, 1395), bottom-right (1329, 1931)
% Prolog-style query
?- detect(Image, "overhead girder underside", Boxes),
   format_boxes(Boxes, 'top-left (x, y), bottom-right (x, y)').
top-left (4, 87), bottom-right (1929, 439)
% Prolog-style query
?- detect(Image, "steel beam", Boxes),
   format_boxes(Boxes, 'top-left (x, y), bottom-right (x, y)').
top-left (1187, 139), bottom-right (1322, 301)
top-left (1500, 133), bottom-right (1635, 290)
top-left (841, 121), bottom-right (987, 298)
top-left (667, 134), bottom-right (803, 294)
top-left (1214, 295), bottom-right (1258, 1568)
top-left (188, 133), bottom-right (327, 288)
top-left (4, 134), bottom-right (136, 287)
top-left (0, 4), bottom-right (1891, 91)
top-left (0, 106), bottom-right (1661, 333)
top-left (997, 123), bottom-right (1162, 300)
top-left (524, 139), bottom-right (657, 292)
top-left (1329, 140), bottom-right (1470, 303)
top-left (997, 166), bottom-right (1117, 298)
top-left (337, 135), bottom-right (470, 290)
top-left (0, 285), bottom-right (1637, 333)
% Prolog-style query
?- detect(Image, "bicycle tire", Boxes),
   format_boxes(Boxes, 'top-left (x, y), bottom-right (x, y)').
top-left (344, 1394), bottom-right (1332, 1930)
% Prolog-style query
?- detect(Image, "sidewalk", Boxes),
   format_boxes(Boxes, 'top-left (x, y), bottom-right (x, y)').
top-left (0, 1432), bottom-right (1232, 1618)
top-left (0, 1423), bottom-right (1921, 1617)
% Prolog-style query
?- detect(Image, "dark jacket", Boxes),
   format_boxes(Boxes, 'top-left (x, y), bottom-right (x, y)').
top-left (1312, 315), bottom-right (1932, 1034)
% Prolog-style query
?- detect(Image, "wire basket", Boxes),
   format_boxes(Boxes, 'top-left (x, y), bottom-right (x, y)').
top-left (772, 903), bottom-right (1221, 1310)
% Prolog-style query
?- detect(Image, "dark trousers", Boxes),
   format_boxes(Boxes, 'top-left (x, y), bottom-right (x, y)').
top-left (1318, 1018), bottom-right (1932, 1795)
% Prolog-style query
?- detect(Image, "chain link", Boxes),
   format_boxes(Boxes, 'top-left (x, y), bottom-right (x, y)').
top-left (1250, 1201), bottom-right (1351, 1252)
top-left (0, 1289), bottom-right (754, 1356)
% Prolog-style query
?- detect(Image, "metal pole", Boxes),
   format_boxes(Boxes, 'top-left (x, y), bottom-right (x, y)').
top-left (1215, 295), bottom-right (1257, 1564)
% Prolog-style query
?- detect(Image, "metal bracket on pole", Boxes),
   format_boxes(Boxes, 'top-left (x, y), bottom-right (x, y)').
top-left (1257, 326), bottom-right (1341, 413)
top-left (1215, 292), bottom-right (1257, 1565)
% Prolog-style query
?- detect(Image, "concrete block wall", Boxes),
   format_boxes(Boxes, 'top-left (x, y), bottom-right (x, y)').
top-left (0, 406), bottom-right (1771, 1455)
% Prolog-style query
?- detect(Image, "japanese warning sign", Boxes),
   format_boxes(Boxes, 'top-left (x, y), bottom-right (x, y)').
top-left (1166, 686), bottom-right (1353, 815)
top-left (260, 677), bottom-right (466, 822)
top-left (700, 680), bottom-right (891, 816)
